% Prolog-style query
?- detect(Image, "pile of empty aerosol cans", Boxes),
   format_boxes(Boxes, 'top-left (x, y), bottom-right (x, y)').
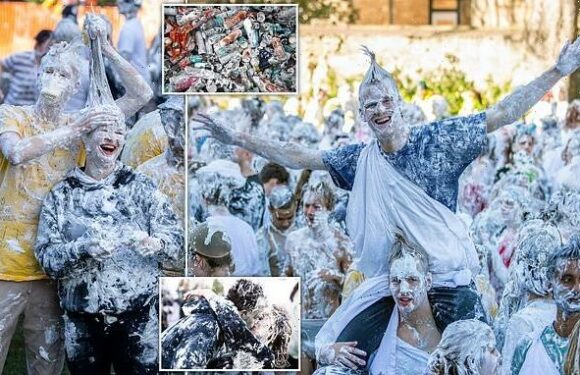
top-left (164, 5), bottom-right (297, 93)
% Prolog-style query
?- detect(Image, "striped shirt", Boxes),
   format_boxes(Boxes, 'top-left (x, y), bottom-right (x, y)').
top-left (1, 51), bottom-right (39, 106)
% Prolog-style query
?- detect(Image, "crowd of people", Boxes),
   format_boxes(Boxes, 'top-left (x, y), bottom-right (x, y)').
top-left (188, 39), bottom-right (580, 374)
top-left (0, 5), bottom-right (184, 374)
top-left (3, 1), bottom-right (580, 374)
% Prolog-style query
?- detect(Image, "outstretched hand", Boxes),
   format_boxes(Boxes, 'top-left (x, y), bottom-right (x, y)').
top-left (556, 37), bottom-right (580, 76)
top-left (191, 113), bottom-right (237, 145)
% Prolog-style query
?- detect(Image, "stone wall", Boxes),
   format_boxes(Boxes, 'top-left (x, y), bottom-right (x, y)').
top-left (298, 25), bottom-right (563, 97)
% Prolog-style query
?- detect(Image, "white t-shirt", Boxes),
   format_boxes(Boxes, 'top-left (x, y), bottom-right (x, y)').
top-left (502, 299), bottom-right (557, 374)
top-left (395, 338), bottom-right (430, 375)
top-left (207, 215), bottom-right (266, 276)
top-left (118, 17), bottom-right (150, 85)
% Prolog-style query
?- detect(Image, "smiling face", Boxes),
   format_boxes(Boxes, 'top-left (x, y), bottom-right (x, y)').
top-left (359, 83), bottom-right (405, 139)
top-left (552, 259), bottom-right (580, 313)
top-left (84, 111), bottom-right (126, 165)
top-left (271, 206), bottom-right (295, 231)
top-left (389, 253), bottom-right (432, 315)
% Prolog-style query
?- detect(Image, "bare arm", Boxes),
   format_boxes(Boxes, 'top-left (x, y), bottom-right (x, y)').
top-left (486, 38), bottom-right (580, 133)
top-left (0, 109), bottom-right (116, 165)
top-left (192, 113), bottom-right (327, 170)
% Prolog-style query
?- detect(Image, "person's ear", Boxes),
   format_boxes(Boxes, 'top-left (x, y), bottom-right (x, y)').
top-left (425, 272), bottom-right (433, 291)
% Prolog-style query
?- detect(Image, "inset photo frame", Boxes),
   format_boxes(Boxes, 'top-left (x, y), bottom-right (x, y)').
top-left (159, 276), bottom-right (301, 371)
top-left (162, 4), bottom-right (298, 95)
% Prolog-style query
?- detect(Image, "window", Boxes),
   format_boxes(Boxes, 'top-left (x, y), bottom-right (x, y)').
top-left (430, 0), bottom-right (460, 25)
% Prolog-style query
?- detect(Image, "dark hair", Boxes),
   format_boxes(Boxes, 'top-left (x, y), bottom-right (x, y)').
top-left (547, 234), bottom-right (580, 280)
top-left (34, 30), bottom-right (53, 46)
top-left (190, 251), bottom-right (232, 269)
top-left (259, 163), bottom-right (290, 185)
top-left (226, 279), bottom-right (264, 312)
top-left (62, 5), bottom-right (78, 19)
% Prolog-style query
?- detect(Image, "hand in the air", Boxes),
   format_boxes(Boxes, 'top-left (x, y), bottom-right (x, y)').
top-left (84, 14), bottom-right (109, 42)
top-left (191, 113), bottom-right (237, 145)
top-left (319, 341), bottom-right (367, 369)
top-left (556, 37), bottom-right (580, 76)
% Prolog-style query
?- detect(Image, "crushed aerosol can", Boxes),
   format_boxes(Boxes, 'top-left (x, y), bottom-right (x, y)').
top-left (164, 5), bottom-right (297, 93)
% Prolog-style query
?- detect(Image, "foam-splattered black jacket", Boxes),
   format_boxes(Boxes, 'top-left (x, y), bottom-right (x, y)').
top-left (35, 163), bottom-right (183, 314)
top-left (161, 295), bottom-right (274, 370)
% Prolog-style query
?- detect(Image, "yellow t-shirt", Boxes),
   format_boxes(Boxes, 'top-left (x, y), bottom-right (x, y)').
top-left (137, 153), bottom-right (185, 224)
top-left (341, 269), bottom-right (366, 300)
top-left (137, 153), bottom-right (185, 276)
top-left (121, 110), bottom-right (168, 168)
top-left (0, 105), bottom-right (84, 281)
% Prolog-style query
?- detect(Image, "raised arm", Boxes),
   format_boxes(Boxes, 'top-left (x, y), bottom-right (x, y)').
top-left (101, 41), bottom-right (153, 118)
top-left (192, 112), bottom-right (327, 170)
top-left (0, 109), bottom-right (116, 165)
top-left (486, 38), bottom-right (580, 133)
top-left (86, 17), bottom-right (152, 118)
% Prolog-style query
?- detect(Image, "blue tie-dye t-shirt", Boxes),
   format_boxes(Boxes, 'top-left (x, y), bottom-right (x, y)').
top-left (321, 112), bottom-right (487, 212)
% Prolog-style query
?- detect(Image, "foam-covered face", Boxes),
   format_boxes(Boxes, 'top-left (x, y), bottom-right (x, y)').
top-left (161, 108), bottom-right (185, 160)
top-left (389, 253), bottom-right (431, 315)
top-left (360, 84), bottom-right (403, 138)
top-left (516, 135), bottom-right (534, 155)
top-left (270, 206), bottom-right (295, 231)
top-left (38, 62), bottom-right (78, 105)
top-left (497, 192), bottom-right (519, 223)
top-left (480, 345), bottom-right (501, 375)
top-left (84, 117), bottom-right (126, 165)
top-left (552, 259), bottom-right (580, 313)
top-left (302, 192), bottom-right (327, 228)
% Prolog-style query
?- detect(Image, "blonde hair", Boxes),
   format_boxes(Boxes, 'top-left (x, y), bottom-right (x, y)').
top-left (426, 319), bottom-right (495, 375)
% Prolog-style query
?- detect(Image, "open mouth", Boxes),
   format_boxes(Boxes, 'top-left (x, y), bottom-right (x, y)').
top-left (397, 296), bottom-right (413, 306)
top-left (41, 92), bottom-right (58, 101)
top-left (374, 115), bottom-right (392, 126)
top-left (99, 144), bottom-right (118, 157)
